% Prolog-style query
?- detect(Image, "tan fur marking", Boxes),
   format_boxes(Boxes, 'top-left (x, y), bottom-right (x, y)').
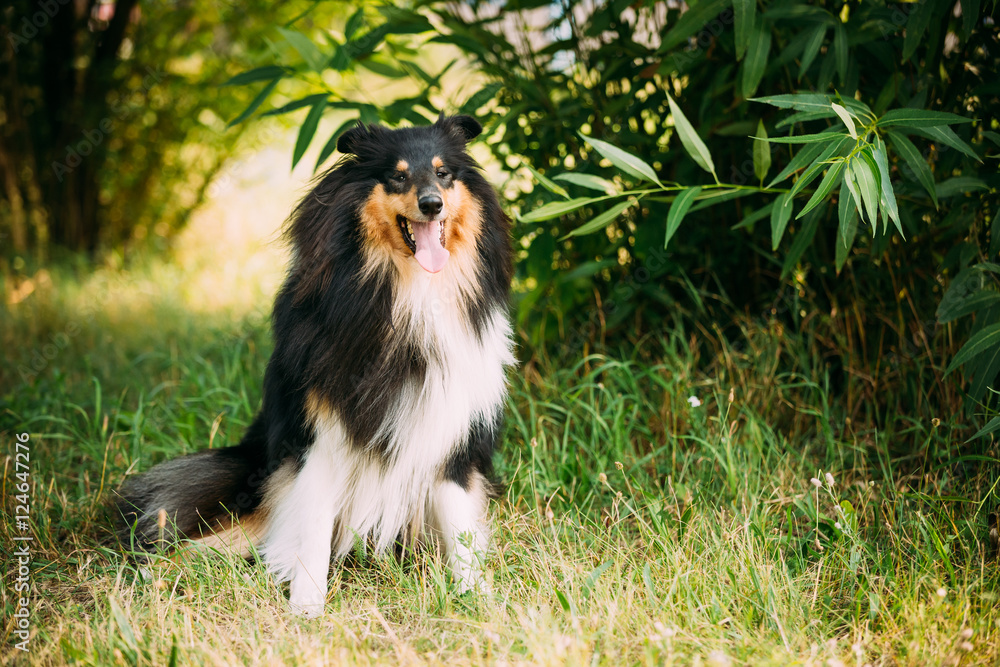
top-left (360, 184), bottom-right (419, 260)
top-left (440, 181), bottom-right (483, 279)
top-left (432, 156), bottom-right (444, 169)
top-left (177, 461), bottom-right (296, 560)
top-left (305, 389), bottom-right (330, 427)
top-left (359, 181), bottom-right (484, 302)
top-left (396, 159), bottom-right (409, 172)
top-left (178, 511), bottom-right (268, 560)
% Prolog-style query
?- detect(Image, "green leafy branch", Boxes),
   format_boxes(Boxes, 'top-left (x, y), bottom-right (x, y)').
top-left (221, 6), bottom-right (446, 171)
top-left (521, 91), bottom-right (988, 390)
top-left (521, 93), bottom-right (980, 278)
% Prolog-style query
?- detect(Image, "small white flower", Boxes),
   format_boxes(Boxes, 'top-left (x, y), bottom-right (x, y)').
top-left (825, 472), bottom-right (835, 487)
top-left (936, 587), bottom-right (947, 598)
top-left (835, 522), bottom-right (843, 530)
top-left (810, 477), bottom-right (823, 488)
top-left (688, 396), bottom-right (702, 408)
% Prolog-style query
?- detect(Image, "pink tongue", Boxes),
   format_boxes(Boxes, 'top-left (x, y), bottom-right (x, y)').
top-left (411, 221), bottom-right (449, 273)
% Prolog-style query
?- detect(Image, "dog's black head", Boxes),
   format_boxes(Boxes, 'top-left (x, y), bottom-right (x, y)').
top-left (333, 115), bottom-right (485, 275)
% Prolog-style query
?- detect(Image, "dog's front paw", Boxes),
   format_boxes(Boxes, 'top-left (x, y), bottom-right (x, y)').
top-left (288, 589), bottom-right (326, 617)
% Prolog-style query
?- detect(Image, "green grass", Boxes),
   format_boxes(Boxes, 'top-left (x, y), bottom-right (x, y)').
top-left (2, 248), bottom-right (999, 665)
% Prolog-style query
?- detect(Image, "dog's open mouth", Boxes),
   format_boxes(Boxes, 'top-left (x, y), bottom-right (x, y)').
top-left (396, 215), bottom-right (449, 273)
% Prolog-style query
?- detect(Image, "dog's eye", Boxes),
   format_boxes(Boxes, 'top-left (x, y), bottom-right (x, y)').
top-left (393, 173), bottom-right (407, 183)
top-left (436, 170), bottom-right (450, 179)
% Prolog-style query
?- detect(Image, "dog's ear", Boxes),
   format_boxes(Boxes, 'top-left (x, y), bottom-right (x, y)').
top-left (337, 123), bottom-right (380, 155)
top-left (436, 114), bottom-right (482, 143)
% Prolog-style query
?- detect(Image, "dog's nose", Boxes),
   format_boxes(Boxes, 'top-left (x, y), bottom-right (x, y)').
top-left (418, 194), bottom-right (443, 217)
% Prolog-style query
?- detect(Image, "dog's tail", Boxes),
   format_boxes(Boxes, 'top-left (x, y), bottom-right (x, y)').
top-left (115, 417), bottom-right (287, 558)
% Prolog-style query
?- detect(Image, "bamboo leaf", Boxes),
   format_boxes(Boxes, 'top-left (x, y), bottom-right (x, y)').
top-left (798, 23), bottom-right (826, 80)
top-left (762, 133), bottom-right (850, 144)
top-left (908, 126), bottom-right (980, 161)
top-left (836, 179), bottom-right (858, 273)
top-left (358, 58), bottom-right (407, 78)
top-left (344, 8), bottom-right (365, 40)
top-left (767, 133), bottom-right (836, 187)
top-left (872, 137), bottom-right (902, 237)
top-left (945, 323), bottom-right (1000, 375)
top-left (277, 27), bottom-right (327, 72)
top-left (753, 120), bottom-right (771, 183)
top-left (886, 131), bottom-right (938, 208)
top-left (524, 163), bottom-right (570, 199)
top-left (776, 110), bottom-right (837, 128)
top-left (227, 78), bottom-right (280, 127)
top-left (659, 0), bottom-right (733, 52)
top-left (969, 415), bottom-right (1000, 441)
top-left (771, 191), bottom-right (794, 250)
top-left (849, 156), bottom-right (879, 229)
top-left (460, 82), bottom-right (503, 115)
top-left (553, 172), bottom-right (620, 195)
top-left (564, 199), bottom-right (635, 238)
top-left (859, 147), bottom-right (884, 230)
top-left (842, 163), bottom-right (867, 232)
top-left (938, 290), bottom-right (1000, 323)
top-left (734, 0), bottom-right (756, 60)
top-left (667, 94), bottom-right (716, 176)
top-left (741, 18), bottom-right (771, 99)
top-left (961, 0), bottom-right (982, 36)
top-left (833, 21), bottom-right (848, 84)
top-left (292, 98), bottom-right (328, 169)
top-left (903, 0), bottom-right (936, 62)
top-left (797, 160), bottom-right (845, 219)
top-left (579, 133), bottom-right (662, 185)
top-left (935, 177), bottom-right (989, 198)
top-left (222, 65), bottom-right (287, 87)
top-left (262, 93), bottom-right (329, 118)
top-left (665, 187), bottom-right (703, 249)
top-left (831, 103), bottom-right (857, 139)
top-left (733, 201), bottom-right (775, 230)
top-left (520, 196), bottom-right (608, 223)
top-left (751, 93), bottom-right (871, 116)
top-left (877, 108), bottom-right (974, 128)
top-left (788, 159), bottom-right (825, 200)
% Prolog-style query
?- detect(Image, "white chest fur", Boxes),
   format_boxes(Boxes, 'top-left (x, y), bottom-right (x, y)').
top-left (261, 274), bottom-right (513, 593)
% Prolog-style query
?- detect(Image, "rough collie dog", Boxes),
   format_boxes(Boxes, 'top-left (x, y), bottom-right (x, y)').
top-left (115, 114), bottom-right (514, 615)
